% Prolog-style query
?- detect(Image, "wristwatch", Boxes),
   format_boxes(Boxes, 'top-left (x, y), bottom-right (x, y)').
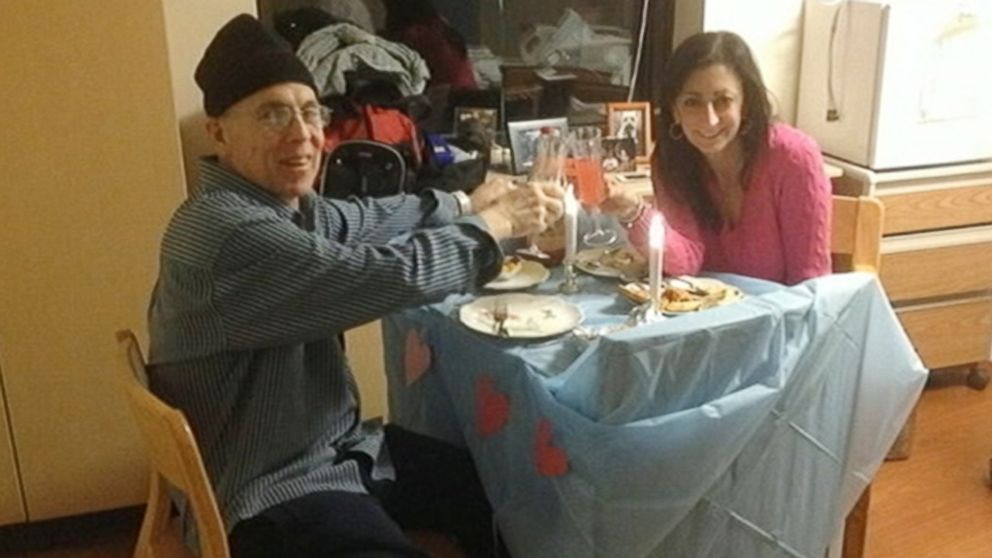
top-left (452, 190), bottom-right (473, 217)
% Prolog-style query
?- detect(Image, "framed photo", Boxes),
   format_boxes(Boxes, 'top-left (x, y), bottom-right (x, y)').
top-left (453, 106), bottom-right (499, 138)
top-left (606, 102), bottom-right (653, 163)
top-left (601, 137), bottom-right (637, 172)
top-left (506, 117), bottom-right (569, 175)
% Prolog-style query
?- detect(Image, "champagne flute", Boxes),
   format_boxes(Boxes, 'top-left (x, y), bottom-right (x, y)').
top-left (518, 133), bottom-right (567, 259)
top-left (569, 129), bottom-right (618, 247)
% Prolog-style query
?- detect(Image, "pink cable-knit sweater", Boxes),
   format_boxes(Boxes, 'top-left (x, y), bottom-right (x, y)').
top-left (627, 123), bottom-right (831, 286)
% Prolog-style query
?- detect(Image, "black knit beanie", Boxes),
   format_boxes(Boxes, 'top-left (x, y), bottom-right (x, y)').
top-left (195, 14), bottom-right (318, 117)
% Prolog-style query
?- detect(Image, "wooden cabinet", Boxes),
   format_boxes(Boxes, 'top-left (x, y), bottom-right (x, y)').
top-left (829, 158), bottom-right (992, 371)
top-left (0, 388), bottom-right (26, 525)
top-left (0, 0), bottom-right (258, 526)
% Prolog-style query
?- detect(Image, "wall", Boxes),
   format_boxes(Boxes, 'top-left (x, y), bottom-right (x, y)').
top-left (162, 0), bottom-right (257, 195)
top-left (673, 0), bottom-right (805, 123)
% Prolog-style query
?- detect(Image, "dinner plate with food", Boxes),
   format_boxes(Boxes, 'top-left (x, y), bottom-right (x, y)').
top-left (459, 294), bottom-right (582, 338)
top-left (574, 246), bottom-right (647, 279)
top-left (484, 256), bottom-right (550, 290)
top-left (617, 276), bottom-right (744, 314)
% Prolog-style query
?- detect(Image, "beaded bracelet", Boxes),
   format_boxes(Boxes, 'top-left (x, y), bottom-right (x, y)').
top-left (619, 201), bottom-right (647, 228)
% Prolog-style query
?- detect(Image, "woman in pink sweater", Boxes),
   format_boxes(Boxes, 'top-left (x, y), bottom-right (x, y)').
top-left (603, 31), bottom-right (831, 285)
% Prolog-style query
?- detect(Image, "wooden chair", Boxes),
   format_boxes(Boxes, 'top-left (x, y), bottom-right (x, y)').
top-left (830, 194), bottom-right (883, 274)
top-left (829, 195), bottom-right (920, 558)
top-left (117, 329), bottom-right (229, 558)
top-left (118, 330), bottom-right (466, 558)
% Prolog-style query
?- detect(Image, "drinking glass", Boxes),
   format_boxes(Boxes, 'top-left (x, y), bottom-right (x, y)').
top-left (518, 133), bottom-right (568, 259)
top-left (568, 129), bottom-right (617, 247)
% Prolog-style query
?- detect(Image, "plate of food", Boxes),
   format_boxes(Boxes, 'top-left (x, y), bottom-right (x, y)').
top-left (459, 294), bottom-right (582, 338)
top-left (574, 246), bottom-right (647, 279)
top-left (484, 257), bottom-right (550, 290)
top-left (618, 276), bottom-right (744, 314)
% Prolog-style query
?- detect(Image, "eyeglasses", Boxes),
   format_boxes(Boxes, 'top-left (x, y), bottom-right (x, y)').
top-left (233, 103), bottom-right (332, 131)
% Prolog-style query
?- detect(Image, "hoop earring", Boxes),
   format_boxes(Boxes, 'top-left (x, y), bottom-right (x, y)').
top-left (668, 122), bottom-right (684, 140)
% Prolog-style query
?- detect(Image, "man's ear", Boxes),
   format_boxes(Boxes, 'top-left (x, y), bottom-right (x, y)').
top-left (205, 118), bottom-right (226, 147)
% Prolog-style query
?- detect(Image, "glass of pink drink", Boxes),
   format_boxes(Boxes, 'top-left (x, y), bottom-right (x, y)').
top-left (569, 130), bottom-right (617, 247)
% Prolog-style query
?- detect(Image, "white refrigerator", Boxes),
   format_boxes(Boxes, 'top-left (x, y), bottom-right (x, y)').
top-left (796, 0), bottom-right (992, 170)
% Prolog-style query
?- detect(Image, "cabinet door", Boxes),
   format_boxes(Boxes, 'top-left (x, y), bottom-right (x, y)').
top-left (0, 0), bottom-right (184, 520)
top-left (0, 371), bottom-right (26, 526)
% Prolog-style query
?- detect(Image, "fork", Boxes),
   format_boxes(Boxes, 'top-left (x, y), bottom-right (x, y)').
top-left (492, 299), bottom-right (509, 337)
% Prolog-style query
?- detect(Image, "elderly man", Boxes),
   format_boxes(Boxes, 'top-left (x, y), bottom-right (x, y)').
top-left (148, 14), bottom-right (563, 558)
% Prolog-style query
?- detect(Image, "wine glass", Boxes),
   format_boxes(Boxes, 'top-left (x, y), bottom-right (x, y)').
top-left (569, 129), bottom-right (617, 247)
top-left (518, 133), bottom-right (567, 259)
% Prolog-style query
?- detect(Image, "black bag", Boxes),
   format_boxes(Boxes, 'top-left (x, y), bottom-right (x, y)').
top-left (321, 140), bottom-right (409, 199)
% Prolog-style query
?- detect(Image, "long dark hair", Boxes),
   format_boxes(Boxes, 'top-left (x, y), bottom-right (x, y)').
top-left (654, 31), bottom-right (772, 230)
top-left (382, 0), bottom-right (467, 57)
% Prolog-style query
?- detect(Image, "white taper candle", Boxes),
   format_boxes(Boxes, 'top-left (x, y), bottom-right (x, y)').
top-left (649, 211), bottom-right (664, 310)
top-left (564, 184), bottom-right (578, 263)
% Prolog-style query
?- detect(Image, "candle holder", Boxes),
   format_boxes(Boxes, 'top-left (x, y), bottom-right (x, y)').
top-left (628, 301), bottom-right (666, 325)
top-left (558, 259), bottom-right (581, 294)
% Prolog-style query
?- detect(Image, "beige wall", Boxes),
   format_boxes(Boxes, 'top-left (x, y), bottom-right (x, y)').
top-left (162, 0), bottom-right (257, 194)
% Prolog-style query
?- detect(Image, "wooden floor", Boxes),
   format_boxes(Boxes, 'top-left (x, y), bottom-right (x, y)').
top-left (864, 367), bottom-right (992, 558)
top-left (1, 369), bottom-right (990, 558)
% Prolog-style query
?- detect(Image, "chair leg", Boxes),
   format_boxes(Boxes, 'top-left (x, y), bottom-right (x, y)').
top-left (885, 405), bottom-right (916, 461)
top-left (966, 364), bottom-right (989, 391)
top-left (134, 473), bottom-right (174, 558)
top-left (842, 485), bottom-right (871, 558)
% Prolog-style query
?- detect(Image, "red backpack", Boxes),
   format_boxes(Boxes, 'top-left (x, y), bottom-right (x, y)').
top-left (323, 103), bottom-right (423, 168)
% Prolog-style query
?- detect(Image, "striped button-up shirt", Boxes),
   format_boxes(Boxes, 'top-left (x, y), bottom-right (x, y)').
top-left (148, 157), bottom-right (501, 536)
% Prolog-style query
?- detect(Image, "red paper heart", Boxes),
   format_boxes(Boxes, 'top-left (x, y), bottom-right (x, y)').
top-left (535, 418), bottom-right (569, 477)
top-left (403, 329), bottom-right (431, 385)
top-left (476, 375), bottom-right (510, 437)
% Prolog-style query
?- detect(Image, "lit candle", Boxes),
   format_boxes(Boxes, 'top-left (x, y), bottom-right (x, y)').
top-left (649, 211), bottom-right (665, 311)
top-left (564, 184), bottom-right (578, 263)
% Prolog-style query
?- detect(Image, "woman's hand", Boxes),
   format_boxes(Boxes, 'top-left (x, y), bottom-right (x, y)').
top-left (600, 179), bottom-right (646, 223)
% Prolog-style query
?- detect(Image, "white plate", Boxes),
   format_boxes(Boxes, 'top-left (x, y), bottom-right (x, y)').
top-left (459, 294), bottom-right (582, 338)
top-left (484, 259), bottom-right (550, 290)
top-left (574, 246), bottom-right (647, 279)
top-left (617, 276), bottom-right (744, 314)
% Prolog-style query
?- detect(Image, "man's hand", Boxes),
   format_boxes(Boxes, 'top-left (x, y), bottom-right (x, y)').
top-left (477, 180), bottom-right (565, 241)
top-left (469, 174), bottom-right (516, 212)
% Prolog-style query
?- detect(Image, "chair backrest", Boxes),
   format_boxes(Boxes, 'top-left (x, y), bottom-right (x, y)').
top-left (116, 330), bottom-right (230, 558)
top-left (830, 195), bottom-right (884, 274)
top-left (321, 139), bottom-right (409, 199)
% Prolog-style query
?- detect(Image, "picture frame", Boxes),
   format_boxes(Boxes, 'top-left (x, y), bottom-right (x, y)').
top-left (453, 106), bottom-right (499, 138)
top-left (606, 102), bottom-right (654, 163)
top-left (506, 117), bottom-right (569, 175)
top-left (601, 137), bottom-right (638, 172)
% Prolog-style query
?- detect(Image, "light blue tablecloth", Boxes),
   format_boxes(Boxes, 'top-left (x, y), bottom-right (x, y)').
top-left (382, 272), bottom-right (926, 558)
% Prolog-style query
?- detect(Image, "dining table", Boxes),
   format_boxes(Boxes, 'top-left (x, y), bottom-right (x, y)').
top-left (380, 267), bottom-right (926, 558)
